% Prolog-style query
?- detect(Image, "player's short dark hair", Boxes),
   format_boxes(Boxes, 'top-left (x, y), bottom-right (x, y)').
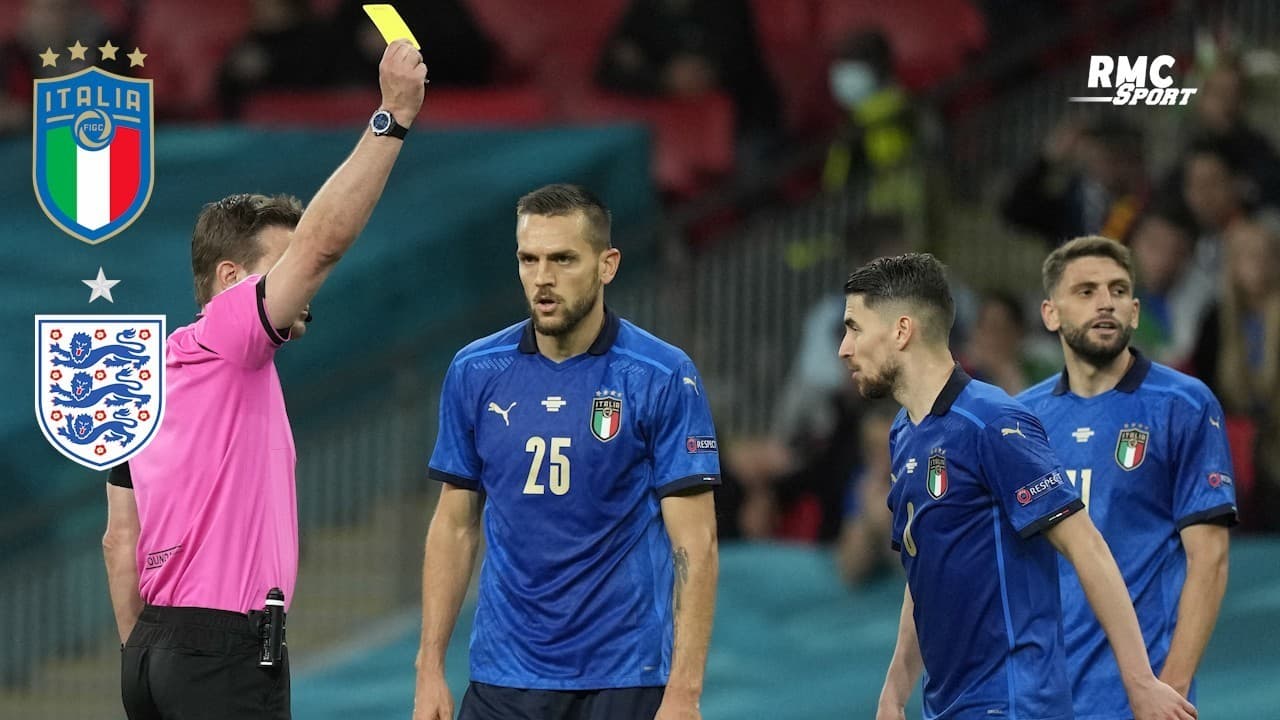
top-left (1041, 235), bottom-right (1134, 296)
top-left (191, 193), bottom-right (303, 306)
top-left (516, 183), bottom-right (612, 252)
top-left (843, 253), bottom-right (955, 343)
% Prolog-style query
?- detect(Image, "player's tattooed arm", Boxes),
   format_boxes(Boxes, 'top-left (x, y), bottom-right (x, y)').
top-left (672, 546), bottom-right (690, 641)
top-left (659, 491), bottom-right (718, 716)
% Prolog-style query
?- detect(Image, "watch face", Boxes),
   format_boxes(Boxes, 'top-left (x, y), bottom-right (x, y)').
top-left (372, 112), bottom-right (391, 132)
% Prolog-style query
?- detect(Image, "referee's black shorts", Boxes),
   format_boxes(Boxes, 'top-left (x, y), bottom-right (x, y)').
top-left (121, 604), bottom-right (290, 720)
top-left (459, 681), bottom-right (665, 720)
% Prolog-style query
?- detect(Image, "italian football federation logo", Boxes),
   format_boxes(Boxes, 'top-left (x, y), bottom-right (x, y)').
top-left (33, 44), bottom-right (154, 244)
top-left (590, 390), bottom-right (623, 442)
top-left (926, 452), bottom-right (948, 499)
top-left (1115, 425), bottom-right (1149, 471)
top-left (35, 316), bottom-right (166, 469)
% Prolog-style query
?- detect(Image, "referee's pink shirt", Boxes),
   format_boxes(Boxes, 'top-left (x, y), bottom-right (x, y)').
top-left (130, 275), bottom-right (298, 614)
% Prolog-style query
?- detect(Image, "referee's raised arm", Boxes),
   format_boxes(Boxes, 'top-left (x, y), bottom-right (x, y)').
top-left (261, 39), bottom-right (427, 332)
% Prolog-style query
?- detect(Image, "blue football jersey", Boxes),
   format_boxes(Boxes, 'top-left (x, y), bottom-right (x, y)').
top-left (427, 310), bottom-right (720, 690)
top-left (1018, 350), bottom-right (1238, 720)
top-left (887, 367), bottom-right (1082, 720)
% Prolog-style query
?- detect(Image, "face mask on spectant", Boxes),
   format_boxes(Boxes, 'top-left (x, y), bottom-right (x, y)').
top-left (830, 61), bottom-right (877, 107)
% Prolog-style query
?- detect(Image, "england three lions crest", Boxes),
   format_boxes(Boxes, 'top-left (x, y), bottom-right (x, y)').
top-left (33, 66), bottom-right (154, 244)
top-left (35, 316), bottom-right (165, 469)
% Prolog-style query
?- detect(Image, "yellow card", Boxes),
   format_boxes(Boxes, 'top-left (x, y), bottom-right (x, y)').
top-left (362, 4), bottom-right (420, 49)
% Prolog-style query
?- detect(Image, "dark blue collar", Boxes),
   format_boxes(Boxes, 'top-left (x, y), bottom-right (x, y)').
top-left (1051, 347), bottom-right (1151, 396)
top-left (518, 307), bottom-right (620, 356)
top-left (931, 364), bottom-right (973, 416)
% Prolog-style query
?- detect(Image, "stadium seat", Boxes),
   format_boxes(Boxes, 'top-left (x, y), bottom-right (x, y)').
top-left (750, 0), bottom-right (836, 133)
top-left (466, 0), bottom-right (627, 100)
top-left (815, 0), bottom-right (986, 91)
top-left (135, 0), bottom-right (253, 119)
top-left (241, 86), bottom-right (554, 128)
top-left (566, 91), bottom-right (736, 197)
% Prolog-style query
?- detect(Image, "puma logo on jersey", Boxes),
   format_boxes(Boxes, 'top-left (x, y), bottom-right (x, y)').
top-left (1209, 416), bottom-right (1221, 429)
top-left (682, 377), bottom-right (699, 395)
top-left (487, 401), bottom-right (516, 426)
top-left (1001, 422), bottom-right (1027, 439)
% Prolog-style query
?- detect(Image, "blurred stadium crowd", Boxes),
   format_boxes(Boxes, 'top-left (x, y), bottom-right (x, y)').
top-left (4, 0), bottom-right (1280, 712)
top-left (6, 0), bottom-right (1280, 564)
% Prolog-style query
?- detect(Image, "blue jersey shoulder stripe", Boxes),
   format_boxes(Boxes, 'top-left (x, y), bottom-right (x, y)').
top-left (456, 343), bottom-right (520, 365)
top-left (612, 346), bottom-right (676, 375)
top-left (990, 504), bottom-right (1020, 719)
top-left (1140, 382), bottom-right (1205, 411)
top-left (952, 405), bottom-right (987, 429)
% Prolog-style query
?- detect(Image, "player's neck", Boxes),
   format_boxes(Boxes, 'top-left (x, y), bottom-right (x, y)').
top-left (896, 349), bottom-right (957, 424)
top-left (1063, 345), bottom-right (1134, 398)
top-left (536, 303), bottom-right (606, 362)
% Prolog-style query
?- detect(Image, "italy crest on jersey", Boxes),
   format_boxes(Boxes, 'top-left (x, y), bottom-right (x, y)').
top-left (590, 390), bottom-right (623, 442)
top-left (1115, 426), bottom-right (1149, 471)
top-left (33, 66), bottom-right (154, 244)
top-left (35, 316), bottom-right (166, 469)
top-left (926, 452), bottom-right (948, 499)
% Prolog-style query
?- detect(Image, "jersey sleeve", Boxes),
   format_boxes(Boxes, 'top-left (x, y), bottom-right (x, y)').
top-left (650, 361), bottom-right (721, 497)
top-left (191, 275), bottom-right (287, 369)
top-left (980, 409), bottom-right (1083, 538)
top-left (426, 358), bottom-right (482, 491)
top-left (1170, 394), bottom-right (1239, 528)
top-left (107, 462), bottom-right (133, 489)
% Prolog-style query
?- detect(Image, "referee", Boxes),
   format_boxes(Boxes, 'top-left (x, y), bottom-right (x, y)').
top-left (101, 41), bottom-right (425, 720)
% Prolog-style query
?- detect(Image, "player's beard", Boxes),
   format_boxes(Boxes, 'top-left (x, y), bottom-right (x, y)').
top-left (856, 357), bottom-right (900, 400)
top-left (1061, 320), bottom-right (1133, 367)
top-left (530, 278), bottom-right (602, 338)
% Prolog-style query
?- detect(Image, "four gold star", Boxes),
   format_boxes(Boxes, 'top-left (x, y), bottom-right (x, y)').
top-left (39, 41), bottom-right (145, 69)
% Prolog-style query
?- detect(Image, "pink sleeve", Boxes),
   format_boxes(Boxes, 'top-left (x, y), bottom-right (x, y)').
top-left (192, 275), bottom-right (287, 368)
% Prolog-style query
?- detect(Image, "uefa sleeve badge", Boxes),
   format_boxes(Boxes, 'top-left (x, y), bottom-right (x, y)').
top-left (35, 316), bottom-right (166, 469)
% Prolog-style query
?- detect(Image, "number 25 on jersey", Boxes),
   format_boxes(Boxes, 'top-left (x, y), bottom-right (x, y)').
top-left (524, 436), bottom-right (571, 495)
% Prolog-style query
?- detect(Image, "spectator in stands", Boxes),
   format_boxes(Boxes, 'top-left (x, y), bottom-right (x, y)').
top-left (1180, 136), bottom-right (1252, 273)
top-left (1191, 212), bottom-right (1280, 531)
top-left (0, 0), bottom-right (111, 134)
top-left (834, 400), bottom-right (899, 587)
top-left (1184, 54), bottom-right (1280, 206)
top-left (596, 0), bottom-right (781, 155)
top-left (959, 290), bottom-right (1057, 395)
top-left (1001, 115), bottom-right (1147, 247)
top-left (821, 29), bottom-right (924, 218)
top-left (1127, 199), bottom-right (1215, 368)
top-left (330, 0), bottom-right (496, 88)
top-left (216, 0), bottom-right (333, 118)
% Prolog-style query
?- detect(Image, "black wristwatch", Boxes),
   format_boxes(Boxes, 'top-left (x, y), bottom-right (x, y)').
top-left (369, 109), bottom-right (408, 139)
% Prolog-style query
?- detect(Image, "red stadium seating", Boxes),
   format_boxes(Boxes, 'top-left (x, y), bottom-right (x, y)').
top-left (815, 0), bottom-right (986, 91)
top-left (566, 91), bottom-right (736, 197)
top-left (0, 0), bottom-right (24, 42)
top-left (135, 0), bottom-right (253, 119)
top-left (240, 86), bottom-right (553, 128)
top-left (466, 0), bottom-right (627, 99)
top-left (750, 0), bottom-right (837, 133)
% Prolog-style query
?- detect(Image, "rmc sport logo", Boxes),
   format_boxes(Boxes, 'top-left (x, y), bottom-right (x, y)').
top-left (1070, 55), bottom-right (1198, 106)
